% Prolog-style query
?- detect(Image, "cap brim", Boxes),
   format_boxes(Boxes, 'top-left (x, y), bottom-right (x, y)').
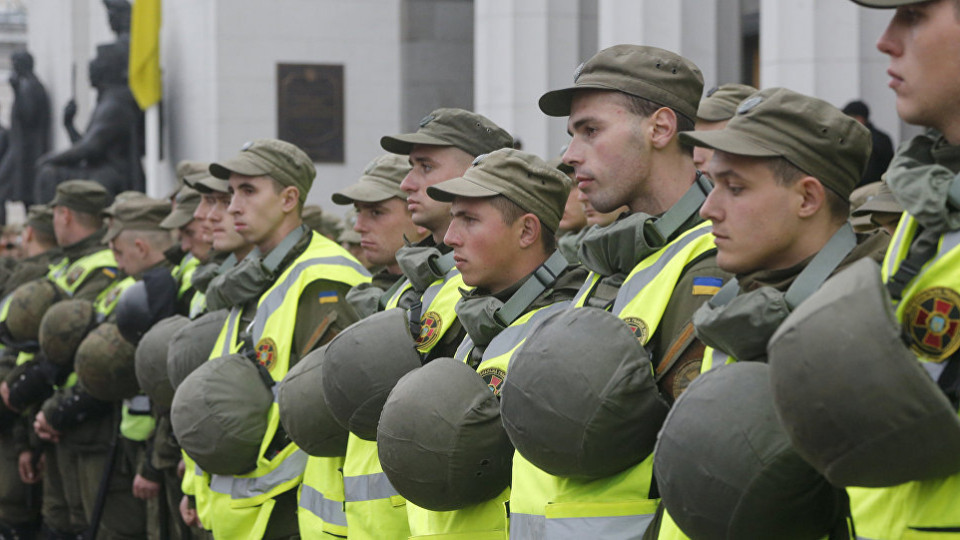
top-left (427, 176), bottom-right (500, 202)
top-left (380, 133), bottom-right (455, 155)
top-left (679, 130), bottom-right (782, 158)
top-left (849, 0), bottom-right (921, 7)
top-left (209, 154), bottom-right (271, 180)
top-left (104, 221), bottom-right (123, 243)
top-left (160, 210), bottom-right (193, 230)
top-left (331, 183), bottom-right (397, 205)
top-left (188, 176), bottom-right (231, 194)
top-left (539, 83), bottom-right (620, 117)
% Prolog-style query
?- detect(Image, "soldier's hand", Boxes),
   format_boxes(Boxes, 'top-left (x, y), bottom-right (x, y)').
top-left (17, 451), bottom-right (41, 484)
top-left (0, 381), bottom-right (14, 411)
top-left (33, 411), bottom-right (60, 443)
top-left (179, 495), bottom-right (200, 527)
top-left (132, 474), bottom-right (161, 500)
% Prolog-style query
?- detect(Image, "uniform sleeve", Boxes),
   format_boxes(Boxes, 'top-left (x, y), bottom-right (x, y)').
top-left (289, 279), bottom-right (361, 368)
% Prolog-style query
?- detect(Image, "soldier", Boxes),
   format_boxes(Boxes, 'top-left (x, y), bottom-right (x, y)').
top-left (161, 184), bottom-right (209, 314)
top-left (837, 0), bottom-right (960, 537)
top-left (326, 108), bottom-right (511, 540)
top-left (653, 87), bottom-right (889, 539)
top-left (499, 44), bottom-right (729, 538)
top-left (331, 153), bottom-right (426, 318)
top-left (376, 148), bottom-right (587, 538)
top-left (691, 83), bottom-right (757, 174)
top-left (174, 139), bottom-right (370, 540)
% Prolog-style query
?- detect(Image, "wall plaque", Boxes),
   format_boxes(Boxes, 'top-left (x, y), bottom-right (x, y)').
top-left (277, 63), bottom-right (344, 162)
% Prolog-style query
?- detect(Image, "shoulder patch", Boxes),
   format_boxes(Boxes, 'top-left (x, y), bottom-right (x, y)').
top-left (415, 311), bottom-right (443, 351)
top-left (255, 337), bottom-right (278, 371)
top-left (479, 367), bottom-right (506, 397)
top-left (692, 276), bottom-right (723, 296)
top-left (318, 291), bottom-right (339, 304)
top-left (903, 286), bottom-right (960, 361)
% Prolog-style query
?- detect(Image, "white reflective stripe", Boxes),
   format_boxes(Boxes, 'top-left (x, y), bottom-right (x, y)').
top-left (229, 449), bottom-right (308, 500)
top-left (711, 350), bottom-right (730, 368)
top-left (194, 463), bottom-right (204, 476)
top-left (544, 513), bottom-right (654, 540)
top-left (418, 265), bottom-right (460, 311)
top-left (884, 219), bottom-right (911, 278)
top-left (483, 302), bottom-right (569, 360)
top-left (509, 513), bottom-right (545, 540)
top-left (923, 361), bottom-right (947, 382)
top-left (251, 255), bottom-right (369, 343)
top-left (572, 273), bottom-right (599, 306)
top-left (455, 335), bottom-right (475, 362)
top-left (271, 384), bottom-right (280, 403)
top-left (209, 474), bottom-right (232, 495)
top-left (221, 308), bottom-right (242, 356)
top-left (342, 471), bottom-right (399, 502)
top-left (611, 226), bottom-right (713, 315)
top-left (123, 395), bottom-right (152, 414)
top-left (299, 484), bottom-right (348, 527)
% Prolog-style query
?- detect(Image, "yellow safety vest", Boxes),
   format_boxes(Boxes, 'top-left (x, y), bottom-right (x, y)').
top-left (199, 232), bottom-right (370, 540)
top-left (299, 455), bottom-right (349, 539)
top-left (407, 303), bottom-right (569, 540)
top-left (340, 266), bottom-right (465, 540)
top-left (510, 222), bottom-right (717, 540)
top-left (47, 249), bottom-right (117, 297)
top-left (850, 215), bottom-right (960, 539)
top-left (172, 253), bottom-right (200, 300)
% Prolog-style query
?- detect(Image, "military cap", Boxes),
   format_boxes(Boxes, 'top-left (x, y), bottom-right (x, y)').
top-left (102, 191), bottom-right (148, 218)
top-left (697, 83), bottom-right (758, 122)
top-left (50, 180), bottom-right (111, 216)
top-left (25, 205), bottom-right (54, 237)
top-left (160, 186), bottom-right (201, 230)
top-left (209, 139), bottom-right (315, 203)
top-left (539, 45), bottom-right (704, 121)
top-left (179, 160), bottom-right (228, 194)
top-left (851, 182), bottom-right (902, 217)
top-left (104, 197), bottom-right (173, 242)
top-left (302, 205), bottom-right (344, 240)
top-left (380, 108), bottom-right (513, 158)
top-left (427, 148), bottom-right (572, 233)
top-left (849, 0), bottom-right (922, 7)
top-left (332, 154), bottom-right (411, 205)
top-left (680, 87), bottom-right (871, 200)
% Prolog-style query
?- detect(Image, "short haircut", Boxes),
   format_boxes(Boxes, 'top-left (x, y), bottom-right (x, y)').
top-left (617, 93), bottom-right (696, 155)
top-left (31, 227), bottom-right (57, 248)
top-left (487, 195), bottom-right (557, 253)
top-left (764, 157), bottom-right (850, 223)
top-left (72, 209), bottom-right (104, 230)
top-left (120, 228), bottom-right (175, 251)
top-left (268, 176), bottom-right (304, 215)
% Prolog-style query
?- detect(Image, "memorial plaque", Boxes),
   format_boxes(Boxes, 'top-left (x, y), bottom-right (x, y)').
top-left (277, 63), bottom-right (344, 162)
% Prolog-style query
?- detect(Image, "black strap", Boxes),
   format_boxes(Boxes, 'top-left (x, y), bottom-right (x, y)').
top-left (494, 251), bottom-right (569, 327)
top-left (886, 226), bottom-right (940, 301)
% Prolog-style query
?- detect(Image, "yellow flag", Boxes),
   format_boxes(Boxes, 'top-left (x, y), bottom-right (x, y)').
top-left (128, 0), bottom-right (162, 110)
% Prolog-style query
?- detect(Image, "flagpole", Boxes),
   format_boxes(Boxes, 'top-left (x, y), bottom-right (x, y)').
top-left (145, 104), bottom-right (161, 197)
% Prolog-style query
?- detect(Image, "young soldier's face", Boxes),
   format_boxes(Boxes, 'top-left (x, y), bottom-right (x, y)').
top-left (401, 145), bottom-right (473, 233)
top-left (564, 90), bottom-right (653, 214)
top-left (444, 197), bottom-right (526, 294)
top-left (692, 119), bottom-right (729, 175)
top-left (227, 174), bottom-right (293, 248)
top-left (179, 219), bottom-right (212, 261)
top-left (877, 0), bottom-right (960, 136)
top-left (353, 198), bottom-right (421, 268)
top-left (700, 152), bottom-right (807, 275)
top-left (202, 192), bottom-right (247, 253)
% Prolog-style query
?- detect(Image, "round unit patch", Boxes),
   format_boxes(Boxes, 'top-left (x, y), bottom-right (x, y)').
top-left (255, 337), bottom-right (278, 371)
top-left (415, 311), bottom-right (443, 351)
top-left (479, 367), bottom-right (506, 397)
top-left (622, 317), bottom-right (649, 344)
top-left (66, 267), bottom-right (85, 287)
top-left (903, 287), bottom-right (960, 362)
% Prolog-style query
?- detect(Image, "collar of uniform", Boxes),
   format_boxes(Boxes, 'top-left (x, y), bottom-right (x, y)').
top-left (61, 228), bottom-right (110, 261)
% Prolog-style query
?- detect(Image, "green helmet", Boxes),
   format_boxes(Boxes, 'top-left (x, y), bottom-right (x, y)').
top-left (500, 307), bottom-right (668, 478)
top-left (74, 323), bottom-right (139, 401)
top-left (655, 362), bottom-right (847, 540)
top-left (769, 258), bottom-right (960, 487)
top-left (167, 309), bottom-right (229, 390)
top-left (5, 279), bottom-right (62, 343)
top-left (321, 308), bottom-right (422, 440)
top-left (276, 345), bottom-right (348, 457)
top-left (378, 358), bottom-right (513, 511)
top-left (170, 353), bottom-right (274, 475)
top-left (135, 315), bottom-right (190, 408)
top-left (39, 300), bottom-right (97, 368)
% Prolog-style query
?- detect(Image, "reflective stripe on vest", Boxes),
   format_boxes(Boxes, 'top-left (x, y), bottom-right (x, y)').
top-left (174, 254), bottom-right (200, 300)
top-left (509, 513), bottom-right (545, 540)
top-left (700, 347), bottom-right (731, 373)
top-left (343, 471), bottom-right (400, 502)
top-left (94, 276), bottom-right (135, 317)
top-left (415, 266), bottom-right (466, 355)
top-left (228, 449), bottom-right (309, 499)
top-left (120, 395), bottom-right (155, 441)
top-left (300, 484), bottom-right (348, 528)
top-left (543, 513), bottom-right (655, 539)
top-left (385, 278), bottom-right (415, 309)
top-left (189, 291), bottom-right (206, 319)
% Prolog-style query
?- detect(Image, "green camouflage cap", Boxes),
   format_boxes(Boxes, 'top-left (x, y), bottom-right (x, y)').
top-left (302, 206), bottom-right (344, 240)
top-left (539, 45), bottom-right (704, 121)
top-left (680, 87), bottom-right (871, 200)
top-left (427, 148), bottom-right (572, 233)
top-left (74, 322), bottom-right (139, 401)
top-left (380, 108), bottom-right (513, 157)
top-left (210, 139), bottom-right (315, 203)
top-left (180, 160), bottom-right (228, 194)
top-left (849, 0), bottom-right (923, 6)
top-left (26, 204), bottom-right (55, 237)
top-left (102, 191), bottom-right (148, 218)
top-left (332, 154), bottom-right (411, 205)
top-left (160, 186), bottom-right (202, 230)
top-left (697, 83), bottom-right (758, 122)
top-left (104, 197), bottom-right (173, 242)
top-left (50, 180), bottom-right (112, 216)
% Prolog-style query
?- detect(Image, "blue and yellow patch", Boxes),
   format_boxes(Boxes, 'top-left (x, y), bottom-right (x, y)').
top-left (692, 276), bottom-right (723, 296)
top-left (102, 267), bottom-right (118, 279)
top-left (318, 291), bottom-right (339, 304)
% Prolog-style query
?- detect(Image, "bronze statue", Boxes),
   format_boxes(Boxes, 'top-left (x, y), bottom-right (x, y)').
top-left (34, 44), bottom-right (143, 203)
top-left (0, 51), bottom-right (50, 223)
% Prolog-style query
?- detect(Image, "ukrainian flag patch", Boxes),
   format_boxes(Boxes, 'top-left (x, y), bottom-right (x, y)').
top-left (318, 291), bottom-right (339, 304)
top-left (102, 267), bottom-right (118, 279)
top-left (692, 276), bottom-right (723, 296)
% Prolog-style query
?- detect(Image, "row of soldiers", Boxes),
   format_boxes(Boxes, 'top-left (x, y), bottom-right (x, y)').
top-left (1, 0), bottom-right (958, 538)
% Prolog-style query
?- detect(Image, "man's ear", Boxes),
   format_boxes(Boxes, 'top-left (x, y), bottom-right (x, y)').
top-left (795, 176), bottom-right (827, 219)
top-left (518, 214), bottom-right (541, 249)
top-left (649, 107), bottom-right (679, 150)
top-left (281, 186), bottom-right (300, 213)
